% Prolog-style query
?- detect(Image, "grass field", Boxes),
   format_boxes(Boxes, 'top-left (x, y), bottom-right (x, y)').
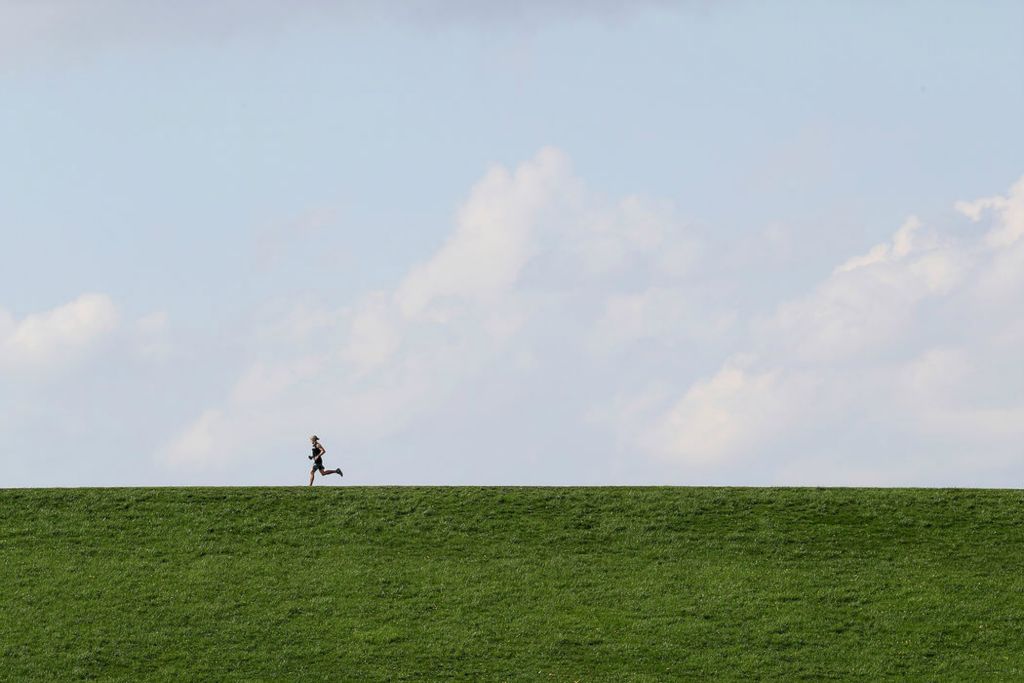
top-left (2, 487), bottom-right (1024, 680)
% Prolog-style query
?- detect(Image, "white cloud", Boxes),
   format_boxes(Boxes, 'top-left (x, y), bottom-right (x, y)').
top-left (956, 176), bottom-right (1024, 248)
top-left (628, 175), bottom-right (1024, 479)
top-left (961, 177), bottom-right (1024, 304)
top-left (0, 296), bottom-right (186, 468)
top-left (834, 215), bottom-right (921, 273)
top-left (160, 154), bottom-right (1024, 484)
top-left (162, 147), bottom-right (706, 470)
top-left (0, 293), bottom-right (119, 372)
top-left (642, 357), bottom-right (814, 466)
top-left (395, 147), bottom-right (577, 318)
top-left (571, 195), bottom-right (695, 277)
top-left (761, 215), bottom-right (967, 364)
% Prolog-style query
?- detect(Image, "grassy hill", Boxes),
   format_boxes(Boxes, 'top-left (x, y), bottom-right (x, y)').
top-left (2, 487), bottom-right (1024, 680)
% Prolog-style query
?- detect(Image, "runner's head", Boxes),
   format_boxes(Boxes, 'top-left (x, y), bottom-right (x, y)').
top-left (310, 435), bottom-right (319, 444)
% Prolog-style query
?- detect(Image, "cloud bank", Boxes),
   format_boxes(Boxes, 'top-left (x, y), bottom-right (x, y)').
top-left (161, 146), bottom-right (1024, 485)
top-left (636, 176), bottom-right (1024, 483)
top-left (161, 147), bottom-right (704, 472)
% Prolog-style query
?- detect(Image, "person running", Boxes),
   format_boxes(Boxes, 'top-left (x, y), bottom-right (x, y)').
top-left (308, 435), bottom-right (342, 486)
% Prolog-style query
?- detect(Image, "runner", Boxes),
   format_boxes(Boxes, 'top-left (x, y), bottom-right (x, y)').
top-left (308, 435), bottom-right (342, 486)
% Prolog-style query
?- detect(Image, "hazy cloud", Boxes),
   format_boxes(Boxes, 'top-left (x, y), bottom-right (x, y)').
top-left (156, 150), bottom-right (1024, 484)
top-left (625, 175), bottom-right (1024, 481)
top-left (0, 293), bottom-right (119, 373)
top-left (161, 147), bottom-right (705, 470)
top-left (395, 147), bottom-right (578, 318)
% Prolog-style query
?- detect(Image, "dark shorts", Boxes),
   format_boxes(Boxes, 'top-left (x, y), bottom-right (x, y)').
top-left (311, 458), bottom-right (325, 472)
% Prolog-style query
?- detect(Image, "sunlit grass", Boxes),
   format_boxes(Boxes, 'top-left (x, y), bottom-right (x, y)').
top-left (2, 487), bottom-right (1023, 680)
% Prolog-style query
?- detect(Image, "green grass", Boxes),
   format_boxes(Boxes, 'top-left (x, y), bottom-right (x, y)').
top-left (2, 487), bottom-right (1024, 681)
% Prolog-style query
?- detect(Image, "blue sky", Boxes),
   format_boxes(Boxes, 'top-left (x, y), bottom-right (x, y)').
top-left (1, 1), bottom-right (1022, 486)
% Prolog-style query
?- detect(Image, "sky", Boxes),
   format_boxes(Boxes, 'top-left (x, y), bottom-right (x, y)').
top-left (1, 0), bottom-right (1022, 487)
